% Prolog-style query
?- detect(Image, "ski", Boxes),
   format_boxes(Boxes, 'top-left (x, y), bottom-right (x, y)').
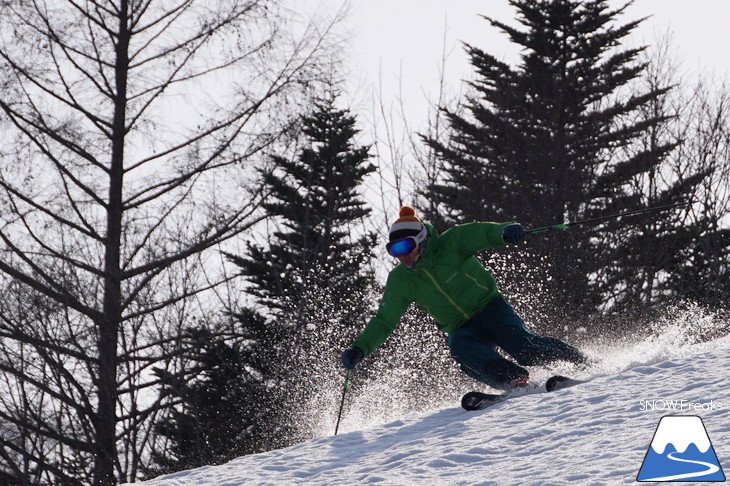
top-left (461, 391), bottom-right (504, 411)
top-left (545, 374), bottom-right (586, 392)
top-left (461, 375), bottom-right (585, 411)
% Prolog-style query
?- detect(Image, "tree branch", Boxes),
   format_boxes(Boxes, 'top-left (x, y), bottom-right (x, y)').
top-left (0, 97), bottom-right (110, 183)
top-left (0, 238), bottom-right (102, 321)
top-left (122, 207), bottom-right (265, 280)
top-left (0, 179), bottom-right (104, 243)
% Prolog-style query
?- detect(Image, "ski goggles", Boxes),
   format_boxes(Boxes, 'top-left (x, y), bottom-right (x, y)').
top-left (386, 236), bottom-right (420, 257)
top-left (386, 226), bottom-right (428, 257)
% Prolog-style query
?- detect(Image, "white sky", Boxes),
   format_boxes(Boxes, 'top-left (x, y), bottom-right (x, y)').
top-left (302, 0), bottom-right (730, 131)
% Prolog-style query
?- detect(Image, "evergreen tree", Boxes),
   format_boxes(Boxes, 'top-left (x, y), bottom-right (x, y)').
top-left (148, 324), bottom-right (267, 475)
top-left (231, 93), bottom-right (377, 327)
top-left (421, 0), bottom-right (696, 327)
top-left (226, 92), bottom-right (377, 442)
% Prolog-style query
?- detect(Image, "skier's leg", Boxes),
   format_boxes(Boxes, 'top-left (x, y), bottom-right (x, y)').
top-left (487, 297), bottom-right (587, 366)
top-left (448, 325), bottom-right (528, 390)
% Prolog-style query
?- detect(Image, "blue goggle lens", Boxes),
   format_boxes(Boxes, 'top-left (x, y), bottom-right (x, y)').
top-left (386, 237), bottom-right (418, 257)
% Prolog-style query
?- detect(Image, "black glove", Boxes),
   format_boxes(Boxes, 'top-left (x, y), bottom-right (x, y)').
top-left (502, 224), bottom-right (525, 244)
top-left (341, 347), bottom-right (363, 369)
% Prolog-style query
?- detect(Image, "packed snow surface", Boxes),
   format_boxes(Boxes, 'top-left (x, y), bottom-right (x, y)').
top-left (132, 330), bottom-right (730, 485)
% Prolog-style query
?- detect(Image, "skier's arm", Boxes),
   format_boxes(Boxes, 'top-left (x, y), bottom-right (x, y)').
top-left (448, 221), bottom-right (514, 254)
top-left (351, 274), bottom-right (411, 357)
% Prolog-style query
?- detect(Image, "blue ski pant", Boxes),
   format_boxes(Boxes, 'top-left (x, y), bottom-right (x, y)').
top-left (447, 296), bottom-right (585, 390)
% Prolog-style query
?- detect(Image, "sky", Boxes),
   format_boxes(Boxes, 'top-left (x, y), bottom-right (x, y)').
top-left (301, 0), bottom-right (730, 133)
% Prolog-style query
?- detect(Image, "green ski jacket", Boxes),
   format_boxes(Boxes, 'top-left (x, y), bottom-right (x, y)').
top-left (352, 221), bottom-right (513, 357)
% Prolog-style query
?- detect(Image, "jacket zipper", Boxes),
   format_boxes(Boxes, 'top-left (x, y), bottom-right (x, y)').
top-left (463, 272), bottom-right (489, 291)
top-left (422, 269), bottom-right (470, 320)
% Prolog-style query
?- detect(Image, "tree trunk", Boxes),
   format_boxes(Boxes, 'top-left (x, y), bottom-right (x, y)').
top-left (95, 4), bottom-right (129, 485)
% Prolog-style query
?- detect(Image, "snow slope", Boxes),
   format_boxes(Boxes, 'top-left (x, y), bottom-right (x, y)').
top-left (132, 328), bottom-right (730, 486)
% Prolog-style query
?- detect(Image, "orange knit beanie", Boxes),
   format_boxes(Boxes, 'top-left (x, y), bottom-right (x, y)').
top-left (389, 206), bottom-right (426, 242)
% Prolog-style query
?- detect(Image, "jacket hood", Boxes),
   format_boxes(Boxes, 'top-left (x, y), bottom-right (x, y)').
top-left (408, 223), bottom-right (439, 269)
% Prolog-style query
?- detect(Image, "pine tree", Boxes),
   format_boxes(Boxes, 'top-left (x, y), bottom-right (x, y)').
top-left (231, 93), bottom-right (376, 325)
top-left (148, 326), bottom-right (266, 475)
top-left (226, 92), bottom-right (377, 442)
top-left (421, 0), bottom-right (696, 326)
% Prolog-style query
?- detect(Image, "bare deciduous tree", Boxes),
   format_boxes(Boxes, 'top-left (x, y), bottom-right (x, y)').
top-left (0, 1), bottom-right (339, 484)
top-left (668, 75), bottom-right (730, 307)
top-left (612, 33), bottom-right (730, 310)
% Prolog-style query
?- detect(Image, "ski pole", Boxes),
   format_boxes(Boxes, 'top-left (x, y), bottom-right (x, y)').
top-left (334, 369), bottom-right (351, 436)
top-left (525, 201), bottom-right (691, 234)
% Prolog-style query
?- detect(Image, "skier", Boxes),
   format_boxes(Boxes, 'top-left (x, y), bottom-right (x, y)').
top-left (341, 206), bottom-right (586, 391)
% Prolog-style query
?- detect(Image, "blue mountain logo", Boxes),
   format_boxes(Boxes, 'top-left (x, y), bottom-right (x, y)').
top-left (637, 415), bottom-right (725, 482)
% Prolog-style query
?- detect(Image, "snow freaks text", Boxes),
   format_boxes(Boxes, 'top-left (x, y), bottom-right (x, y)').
top-left (639, 400), bottom-right (725, 412)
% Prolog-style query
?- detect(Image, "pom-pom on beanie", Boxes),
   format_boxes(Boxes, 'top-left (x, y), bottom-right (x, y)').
top-left (389, 206), bottom-right (427, 243)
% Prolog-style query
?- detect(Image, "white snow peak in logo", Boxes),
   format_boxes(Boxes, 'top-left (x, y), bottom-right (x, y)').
top-left (637, 415), bottom-right (726, 482)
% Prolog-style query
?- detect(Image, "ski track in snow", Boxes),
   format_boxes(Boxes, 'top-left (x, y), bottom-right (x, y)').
top-left (130, 334), bottom-right (730, 486)
top-left (642, 451), bottom-right (720, 481)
